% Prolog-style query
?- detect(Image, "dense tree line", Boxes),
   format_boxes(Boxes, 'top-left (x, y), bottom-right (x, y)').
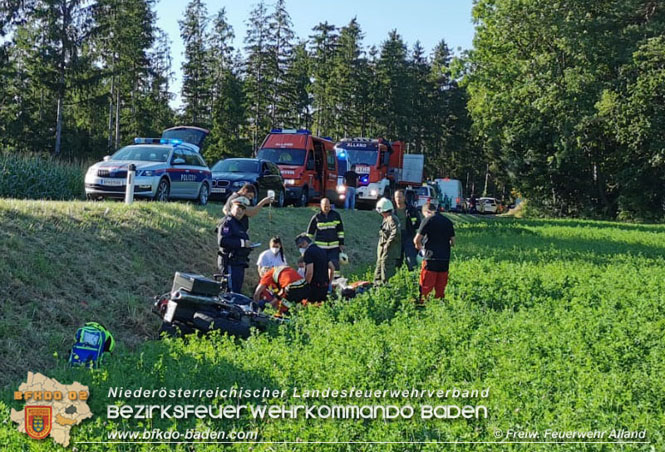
top-left (0, 0), bottom-right (174, 160)
top-left (0, 0), bottom-right (481, 193)
top-left (468, 0), bottom-right (665, 219)
top-left (2, 0), bottom-right (662, 219)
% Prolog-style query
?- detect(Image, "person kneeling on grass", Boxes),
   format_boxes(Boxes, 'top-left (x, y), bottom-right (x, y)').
top-left (253, 265), bottom-right (309, 316)
top-left (413, 202), bottom-right (455, 302)
top-left (295, 233), bottom-right (335, 303)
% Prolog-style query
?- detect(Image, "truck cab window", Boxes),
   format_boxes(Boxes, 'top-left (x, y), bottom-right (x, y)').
top-left (327, 150), bottom-right (336, 170)
top-left (306, 150), bottom-right (315, 170)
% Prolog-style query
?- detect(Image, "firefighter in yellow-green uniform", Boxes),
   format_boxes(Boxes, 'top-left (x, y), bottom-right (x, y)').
top-left (307, 198), bottom-right (345, 278)
top-left (374, 197), bottom-right (401, 285)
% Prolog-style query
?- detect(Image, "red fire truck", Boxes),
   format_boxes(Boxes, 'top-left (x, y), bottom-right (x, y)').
top-left (334, 138), bottom-right (424, 206)
top-left (257, 129), bottom-right (339, 206)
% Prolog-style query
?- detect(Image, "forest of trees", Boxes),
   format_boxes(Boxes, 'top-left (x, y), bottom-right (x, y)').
top-left (1, 0), bottom-right (663, 219)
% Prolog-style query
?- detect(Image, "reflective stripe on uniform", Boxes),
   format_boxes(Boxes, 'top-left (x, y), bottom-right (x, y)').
top-left (315, 240), bottom-right (339, 249)
top-left (286, 278), bottom-right (307, 290)
top-left (316, 220), bottom-right (340, 230)
top-left (273, 265), bottom-right (289, 285)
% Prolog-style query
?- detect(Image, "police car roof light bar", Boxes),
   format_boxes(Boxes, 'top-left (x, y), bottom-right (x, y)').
top-left (134, 137), bottom-right (163, 144)
top-left (270, 128), bottom-right (312, 135)
top-left (160, 138), bottom-right (183, 145)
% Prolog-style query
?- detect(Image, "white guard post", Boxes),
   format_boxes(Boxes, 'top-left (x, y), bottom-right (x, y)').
top-left (125, 164), bottom-right (136, 204)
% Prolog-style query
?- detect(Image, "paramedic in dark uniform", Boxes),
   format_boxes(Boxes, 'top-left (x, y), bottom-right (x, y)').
top-left (306, 198), bottom-right (344, 278)
top-left (218, 196), bottom-right (252, 294)
top-left (295, 233), bottom-right (335, 302)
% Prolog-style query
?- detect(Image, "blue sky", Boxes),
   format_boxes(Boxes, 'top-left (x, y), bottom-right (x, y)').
top-left (155, 0), bottom-right (476, 108)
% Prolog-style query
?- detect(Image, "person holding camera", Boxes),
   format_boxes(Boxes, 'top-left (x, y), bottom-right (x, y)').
top-left (218, 196), bottom-right (253, 294)
top-left (223, 183), bottom-right (273, 231)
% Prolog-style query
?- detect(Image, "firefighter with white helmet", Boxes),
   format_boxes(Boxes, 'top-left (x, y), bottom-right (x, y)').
top-left (374, 197), bottom-right (401, 285)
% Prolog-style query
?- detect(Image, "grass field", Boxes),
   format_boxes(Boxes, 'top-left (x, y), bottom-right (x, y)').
top-left (0, 199), bottom-right (381, 388)
top-left (1, 200), bottom-right (664, 451)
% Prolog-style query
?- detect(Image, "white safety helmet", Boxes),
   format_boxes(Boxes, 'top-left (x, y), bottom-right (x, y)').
top-left (339, 252), bottom-right (349, 265)
top-left (375, 197), bottom-right (394, 213)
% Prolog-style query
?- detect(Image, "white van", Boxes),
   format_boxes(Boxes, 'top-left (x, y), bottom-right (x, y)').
top-left (433, 178), bottom-right (465, 212)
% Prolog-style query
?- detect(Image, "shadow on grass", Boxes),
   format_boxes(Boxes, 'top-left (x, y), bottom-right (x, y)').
top-left (2, 334), bottom-right (279, 449)
top-left (1, 204), bottom-right (218, 388)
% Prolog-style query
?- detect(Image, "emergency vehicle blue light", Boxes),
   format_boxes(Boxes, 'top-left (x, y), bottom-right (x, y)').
top-left (338, 150), bottom-right (347, 158)
top-left (322, 136), bottom-right (332, 141)
top-left (360, 175), bottom-right (369, 183)
top-left (160, 138), bottom-right (182, 145)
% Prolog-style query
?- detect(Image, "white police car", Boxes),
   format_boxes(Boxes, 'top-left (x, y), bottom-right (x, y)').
top-left (84, 126), bottom-right (212, 204)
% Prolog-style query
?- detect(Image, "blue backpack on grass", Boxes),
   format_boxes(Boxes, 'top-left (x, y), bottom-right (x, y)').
top-left (68, 322), bottom-right (115, 368)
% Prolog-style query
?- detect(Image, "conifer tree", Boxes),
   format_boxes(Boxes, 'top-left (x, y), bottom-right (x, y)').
top-left (179, 0), bottom-right (211, 127)
top-left (243, 1), bottom-right (272, 150)
top-left (282, 41), bottom-right (312, 129)
top-left (206, 8), bottom-right (248, 162)
top-left (309, 21), bottom-right (338, 136)
top-left (376, 30), bottom-right (410, 140)
top-left (408, 41), bottom-right (431, 152)
top-left (330, 18), bottom-right (364, 138)
top-left (267, 0), bottom-right (295, 126)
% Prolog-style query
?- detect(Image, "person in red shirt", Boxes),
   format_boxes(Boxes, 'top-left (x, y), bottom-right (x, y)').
top-left (253, 265), bottom-right (310, 315)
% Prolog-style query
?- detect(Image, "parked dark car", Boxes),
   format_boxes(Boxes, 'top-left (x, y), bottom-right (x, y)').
top-left (210, 158), bottom-right (286, 206)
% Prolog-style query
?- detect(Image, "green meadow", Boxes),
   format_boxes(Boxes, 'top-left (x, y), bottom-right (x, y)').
top-left (1, 200), bottom-right (663, 451)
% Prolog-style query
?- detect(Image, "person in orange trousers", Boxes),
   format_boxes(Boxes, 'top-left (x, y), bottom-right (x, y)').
top-left (413, 202), bottom-right (455, 302)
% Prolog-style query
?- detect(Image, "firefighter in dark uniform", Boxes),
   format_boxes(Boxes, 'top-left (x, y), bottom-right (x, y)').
top-left (217, 196), bottom-right (253, 294)
top-left (306, 198), bottom-right (344, 278)
top-left (394, 189), bottom-right (421, 270)
top-left (374, 197), bottom-right (401, 285)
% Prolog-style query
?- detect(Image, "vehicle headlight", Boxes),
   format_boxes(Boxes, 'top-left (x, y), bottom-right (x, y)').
top-left (370, 189), bottom-right (378, 197)
top-left (284, 179), bottom-right (296, 185)
top-left (336, 185), bottom-right (346, 194)
top-left (86, 166), bottom-right (97, 176)
top-left (138, 170), bottom-right (153, 177)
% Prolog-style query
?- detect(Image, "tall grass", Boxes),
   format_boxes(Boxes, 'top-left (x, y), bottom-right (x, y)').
top-left (1, 206), bottom-right (663, 450)
top-left (0, 154), bottom-right (86, 200)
